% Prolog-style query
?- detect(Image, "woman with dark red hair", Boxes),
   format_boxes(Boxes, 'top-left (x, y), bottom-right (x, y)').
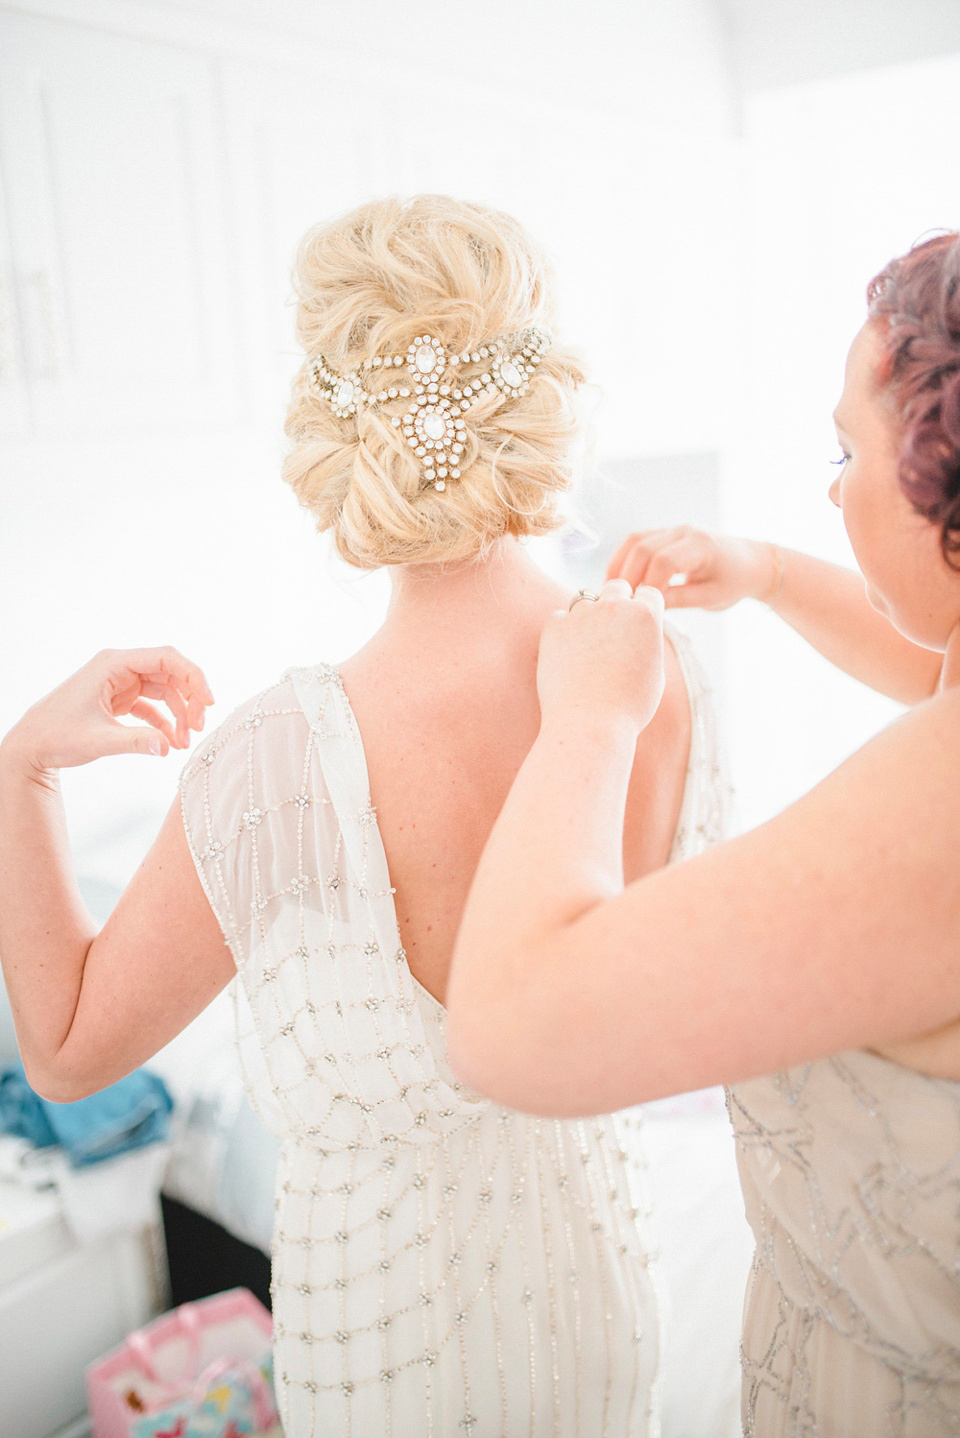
top-left (449, 232), bottom-right (960, 1436)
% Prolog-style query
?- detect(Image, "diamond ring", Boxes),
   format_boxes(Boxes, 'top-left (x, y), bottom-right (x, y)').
top-left (568, 589), bottom-right (600, 610)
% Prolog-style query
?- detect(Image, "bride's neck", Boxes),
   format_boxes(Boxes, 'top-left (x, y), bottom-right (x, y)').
top-left (381, 540), bottom-right (564, 641)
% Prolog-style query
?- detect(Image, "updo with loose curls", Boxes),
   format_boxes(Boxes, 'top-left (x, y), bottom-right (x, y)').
top-left (867, 231), bottom-right (960, 565)
top-left (282, 195), bottom-right (586, 569)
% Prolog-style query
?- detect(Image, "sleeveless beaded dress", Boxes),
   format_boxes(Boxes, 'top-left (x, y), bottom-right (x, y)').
top-left (730, 1047), bottom-right (960, 1435)
top-left (179, 630), bottom-right (726, 1438)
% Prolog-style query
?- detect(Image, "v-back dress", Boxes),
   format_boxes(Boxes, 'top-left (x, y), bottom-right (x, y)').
top-left (179, 633), bottom-right (726, 1437)
top-left (729, 1052), bottom-right (960, 1436)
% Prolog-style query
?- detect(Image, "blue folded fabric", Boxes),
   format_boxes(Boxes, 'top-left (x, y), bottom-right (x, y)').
top-left (0, 1061), bottom-right (173, 1167)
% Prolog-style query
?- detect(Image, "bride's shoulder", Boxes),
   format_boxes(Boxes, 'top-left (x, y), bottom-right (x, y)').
top-left (179, 667), bottom-right (325, 791)
top-left (873, 678), bottom-right (960, 757)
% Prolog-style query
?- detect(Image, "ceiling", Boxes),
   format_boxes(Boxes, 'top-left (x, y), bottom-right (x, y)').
top-left (716, 0), bottom-right (960, 92)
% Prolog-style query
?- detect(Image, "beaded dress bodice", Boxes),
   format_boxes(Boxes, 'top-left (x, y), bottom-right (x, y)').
top-left (730, 1051), bottom-right (960, 1436)
top-left (179, 631), bottom-right (726, 1438)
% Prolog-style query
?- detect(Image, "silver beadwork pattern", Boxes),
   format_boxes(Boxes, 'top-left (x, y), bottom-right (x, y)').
top-left (729, 1050), bottom-right (960, 1436)
top-left (179, 629), bottom-right (725, 1436)
top-left (307, 327), bottom-right (550, 492)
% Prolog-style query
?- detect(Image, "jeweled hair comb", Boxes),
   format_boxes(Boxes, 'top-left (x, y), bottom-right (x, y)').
top-left (307, 327), bottom-right (550, 492)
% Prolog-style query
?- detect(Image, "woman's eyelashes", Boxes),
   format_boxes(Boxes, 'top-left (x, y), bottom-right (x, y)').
top-left (830, 451), bottom-right (851, 468)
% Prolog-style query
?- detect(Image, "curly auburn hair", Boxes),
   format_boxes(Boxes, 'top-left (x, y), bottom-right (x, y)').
top-left (867, 231), bottom-right (960, 565)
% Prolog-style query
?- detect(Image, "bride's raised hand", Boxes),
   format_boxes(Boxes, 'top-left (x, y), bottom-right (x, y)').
top-left (3, 647), bottom-right (215, 773)
top-left (537, 580), bottom-right (665, 734)
top-left (607, 526), bottom-right (777, 610)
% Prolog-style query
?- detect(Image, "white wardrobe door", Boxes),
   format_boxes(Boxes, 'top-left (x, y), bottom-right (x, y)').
top-left (0, 159), bottom-right (29, 441)
top-left (221, 57), bottom-right (398, 425)
top-left (0, 11), bottom-right (239, 437)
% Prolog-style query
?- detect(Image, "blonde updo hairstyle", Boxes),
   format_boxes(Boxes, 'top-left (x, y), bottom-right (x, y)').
top-left (283, 195), bottom-right (585, 569)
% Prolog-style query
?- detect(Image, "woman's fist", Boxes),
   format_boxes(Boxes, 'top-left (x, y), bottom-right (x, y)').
top-left (537, 580), bottom-right (665, 735)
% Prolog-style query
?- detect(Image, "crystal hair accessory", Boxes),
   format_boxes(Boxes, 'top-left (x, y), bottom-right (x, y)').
top-left (307, 327), bottom-right (550, 492)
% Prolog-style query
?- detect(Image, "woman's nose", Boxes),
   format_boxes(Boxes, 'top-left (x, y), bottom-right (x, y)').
top-left (828, 474), bottom-right (842, 508)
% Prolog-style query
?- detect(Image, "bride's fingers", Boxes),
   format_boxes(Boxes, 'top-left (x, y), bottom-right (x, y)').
top-left (106, 647), bottom-right (213, 734)
top-left (116, 678), bottom-right (191, 743)
top-left (129, 698), bottom-right (180, 747)
top-left (139, 673), bottom-right (208, 731)
top-left (147, 680), bottom-right (192, 740)
top-left (159, 675), bottom-right (208, 733)
top-left (153, 677), bottom-right (206, 733)
top-left (122, 647), bottom-right (215, 707)
top-left (94, 717), bottom-right (170, 758)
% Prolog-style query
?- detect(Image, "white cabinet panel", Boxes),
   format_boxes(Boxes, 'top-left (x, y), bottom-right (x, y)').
top-left (0, 1204), bottom-right (162, 1438)
top-left (219, 51), bottom-right (739, 454)
top-left (0, 163), bottom-right (29, 440)
top-left (222, 58), bottom-right (402, 422)
top-left (0, 12), bottom-right (239, 436)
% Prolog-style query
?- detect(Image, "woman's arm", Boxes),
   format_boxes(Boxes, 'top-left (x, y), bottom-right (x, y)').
top-left (608, 529), bottom-right (942, 704)
top-left (0, 649), bottom-right (233, 1101)
top-left (447, 589), bottom-right (960, 1116)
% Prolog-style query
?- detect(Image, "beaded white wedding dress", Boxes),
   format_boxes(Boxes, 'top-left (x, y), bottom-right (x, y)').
top-left (179, 631), bottom-right (726, 1438)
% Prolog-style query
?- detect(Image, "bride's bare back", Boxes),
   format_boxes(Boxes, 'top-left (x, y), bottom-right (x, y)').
top-left (339, 553), bottom-right (690, 1004)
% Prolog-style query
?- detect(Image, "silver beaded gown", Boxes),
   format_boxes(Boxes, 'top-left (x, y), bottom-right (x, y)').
top-left (730, 1046), bottom-right (960, 1436)
top-left (179, 631), bottom-right (726, 1438)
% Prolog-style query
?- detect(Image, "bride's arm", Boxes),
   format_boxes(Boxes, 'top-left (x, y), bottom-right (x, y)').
top-left (608, 529), bottom-right (942, 705)
top-left (0, 648), bottom-right (232, 1101)
top-left (447, 591), bottom-right (960, 1116)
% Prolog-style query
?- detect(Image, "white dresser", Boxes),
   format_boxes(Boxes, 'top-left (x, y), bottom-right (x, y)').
top-left (0, 1168), bottom-right (165, 1438)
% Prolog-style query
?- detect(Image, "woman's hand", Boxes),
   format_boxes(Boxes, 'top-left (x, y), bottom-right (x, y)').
top-left (2, 647), bottom-right (214, 773)
top-left (607, 527), bottom-right (777, 610)
top-left (537, 579), bottom-right (665, 734)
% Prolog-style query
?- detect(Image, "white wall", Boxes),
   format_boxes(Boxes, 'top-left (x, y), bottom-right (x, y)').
top-left (721, 52), bottom-right (960, 828)
top-left (149, 0), bottom-right (737, 135)
top-left (5, 1), bottom-right (960, 857)
top-left (723, 0), bottom-right (960, 92)
top-left (0, 0), bottom-right (740, 885)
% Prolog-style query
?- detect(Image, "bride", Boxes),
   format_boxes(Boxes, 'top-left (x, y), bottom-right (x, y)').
top-left (0, 195), bottom-right (726, 1436)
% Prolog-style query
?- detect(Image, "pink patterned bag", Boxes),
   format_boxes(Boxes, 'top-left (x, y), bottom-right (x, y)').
top-left (85, 1288), bottom-right (279, 1438)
